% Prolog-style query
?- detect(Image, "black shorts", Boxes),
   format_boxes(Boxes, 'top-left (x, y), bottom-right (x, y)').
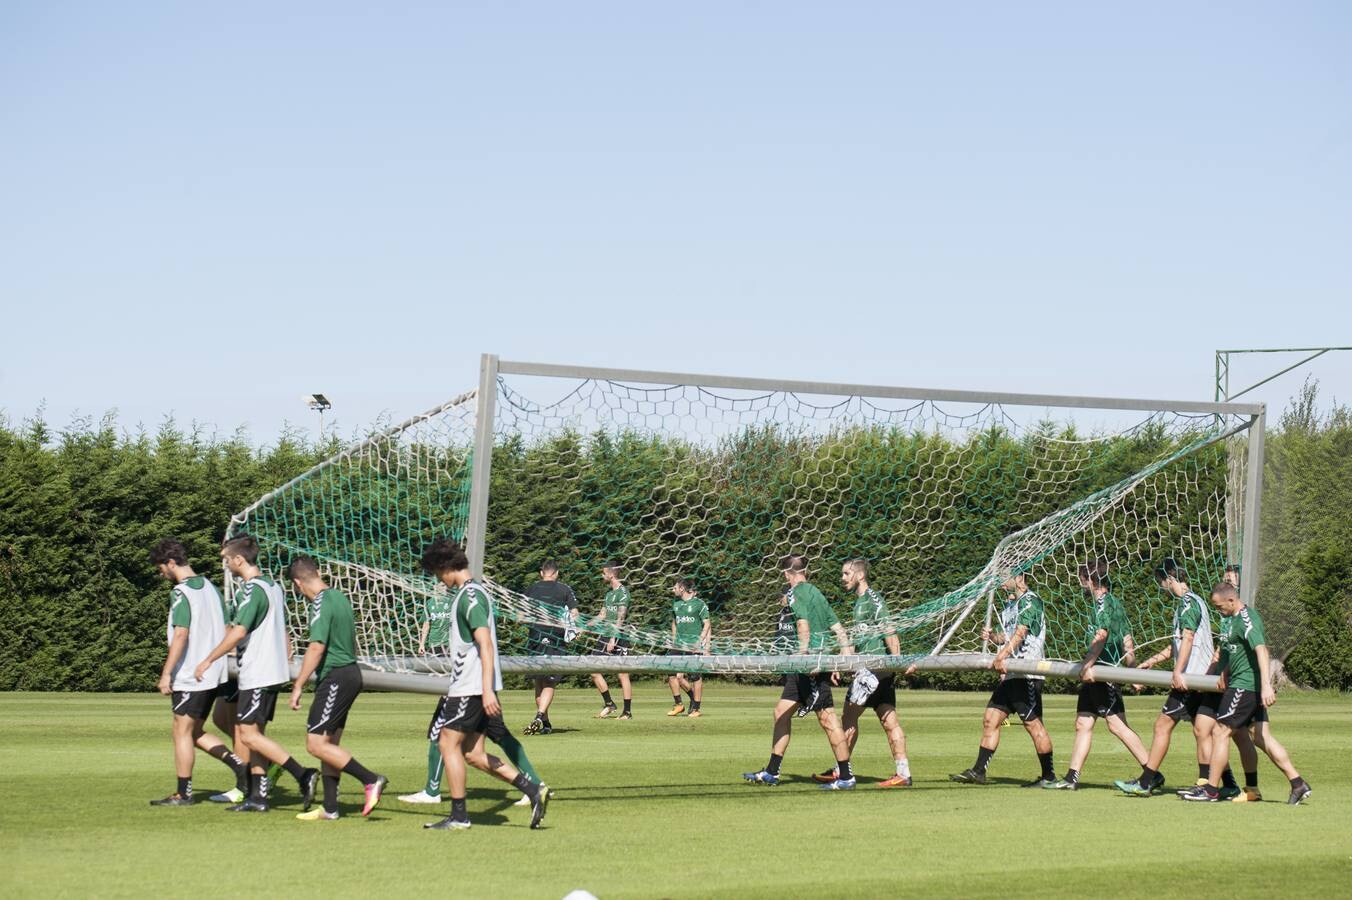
top-left (1160, 689), bottom-right (1221, 723)
top-left (527, 630), bottom-right (568, 656)
top-left (1214, 688), bottom-right (1262, 729)
top-left (849, 672), bottom-right (898, 710)
top-left (428, 694), bottom-right (505, 738)
top-left (236, 687), bottom-right (279, 725)
top-left (307, 664), bottom-right (362, 735)
top-left (1076, 682), bottom-right (1126, 719)
top-left (671, 648), bottom-right (703, 682)
top-left (594, 636), bottom-right (630, 656)
top-left (215, 678), bottom-right (239, 706)
top-left (170, 689), bottom-right (216, 720)
top-left (780, 673), bottom-right (833, 711)
top-left (988, 677), bottom-right (1044, 723)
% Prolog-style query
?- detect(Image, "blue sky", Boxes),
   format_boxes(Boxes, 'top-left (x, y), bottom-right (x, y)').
top-left (3, 2), bottom-right (1350, 443)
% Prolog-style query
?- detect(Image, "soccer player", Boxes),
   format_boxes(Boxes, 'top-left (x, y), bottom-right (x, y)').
top-left (811, 559), bottom-right (910, 788)
top-left (418, 539), bottom-right (548, 830)
top-left (1044, 564), bottom-right (1149, 790)
top-left (950, 572), bottom-right (1054, 787)
top-left (668, 578), bottom-right (710, 717)
top-left (1114, 558), bottom-right (1238, 797)
top-left (148, 538), bottom-right (247, 806)
top-left (1181, 581), bottom-right (1312, 804)
top-left (286, 556), bottom-right (387, 821)
top-left (193, 534), bottom-right (318, 812)
top-left (522, 561), bottom-right (579, 735)
top-left (742, 555), bottom-right (857, 790)
top-left (416, 577), bottom-right (454, 657)
top-left (589, 562), bottom-right (633, 719)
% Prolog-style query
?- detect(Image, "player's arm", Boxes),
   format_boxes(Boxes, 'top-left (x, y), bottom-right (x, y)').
top-left (980, 624), bottom-right (1005, 646)
top-left (417, 619), bottom-right (429, 654)
top-left (1256, 642), bottom-right (1276, 708)
top-left (474, 625), bottom-right (501, 717)
top-left (194, 624), bottom-right (249, 681)
top-left (159, 627), bottom-right (189, 695)
top-left (699, 615), bottom-right (711, 654)
top-left (796, 618), bottom-right (811, 653)
top-left (289, 640), bottom-right (325, 709)
top-left (830, 621), bottom-right (854, 656)
top-left (1160, 630), bottom-right (1192, 689)
top-left (1122, 633), bottom-right (1137, 668)
top-left (992, 624), bottom-right (1027, 674)
top-left (1079, 628), bottom-right (1108, 682)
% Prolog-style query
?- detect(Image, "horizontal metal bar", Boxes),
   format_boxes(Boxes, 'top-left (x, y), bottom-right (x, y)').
top-left (497, 358), bottom-right (1264, 417)
top-left (1216, 346), bottom-right (1352, 354)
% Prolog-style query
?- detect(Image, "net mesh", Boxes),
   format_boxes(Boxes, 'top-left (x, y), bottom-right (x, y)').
top-left (227, 372), bottom-right (1253, 677)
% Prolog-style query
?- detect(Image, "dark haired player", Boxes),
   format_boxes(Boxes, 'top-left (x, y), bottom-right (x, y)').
top-left (590, 562), bottom-right (633, 719)
top-left (1181, 581), bottom-right (1311, 804)
top-left (523, 561), bottom-right (579, 735)
top-left (286, 556), bottom-right (387, 820)
top-left (194, 534), bottom-right (318, 812)
top-left (743, 555), bottom-right (856, 790)
top-left (148, 538), bottom-right (248, 806)
top-left (419, 539), bottom-right (548, 830)
top-left (1045, 565), bottom-right (1149, 790)
top-left (668, 578), bottom-right (710, 717)
top-left (951, 572), bottom-right (1054, 787)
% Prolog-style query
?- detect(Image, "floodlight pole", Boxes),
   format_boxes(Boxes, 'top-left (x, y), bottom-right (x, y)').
top-left (466, 354), bottom-right (499, 577)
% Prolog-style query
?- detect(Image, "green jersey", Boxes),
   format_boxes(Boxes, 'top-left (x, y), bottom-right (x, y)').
top-left (672, 596), bottom-right (710, 647)
top-left (309, 587), bottom-right (358, 680)
top-left (1218, 605), bottom-right (1266, 691)
top-left (603, 586), bottom-right (630, 623)
top-left (851, 587), bottom-right (892, 656)
top-left (419, 591), bottom-right (455, 648)
top-left (789, 582), bottom-right (840, 651)
top-left (1089, 591), bottom-right (1130, 666)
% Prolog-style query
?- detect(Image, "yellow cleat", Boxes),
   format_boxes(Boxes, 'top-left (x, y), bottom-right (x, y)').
top-left (687, 709), bottom-right (702, 718)
top-left (666, 704), bottom-right (686, 717)
top-left (1231, 787), bottom-right (1262, 803)
top-left (296, 807), bottom-right (339, 821)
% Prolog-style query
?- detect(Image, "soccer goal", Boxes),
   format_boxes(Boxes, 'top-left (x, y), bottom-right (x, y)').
top-left (225, 355), bottom-right (1265, 693)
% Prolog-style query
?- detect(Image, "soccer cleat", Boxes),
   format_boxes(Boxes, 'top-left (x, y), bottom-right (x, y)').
top-left (1149, 773), bottom-right (1167, 795)
top-left (595, 704), bottom-right (618, 719)
top-left (1114, 778), bottom-right (1151, 797)
top-left (265, 763), bottom-right (284, 796)
top-left (299, 768), bottom-right (319, 812)
top-left (540, 724), bottom-right (553, 735)
top-left (399, 790), bottom-right (443, 804)
top-left (513, 792), bottom-right (532, 807)
top-left (226, 799), bottom-right (269, 812)
top-left (1180, 786), bottom-right (1219, 802)
top-left (877, 774), bottom-right (912, 788)
top-left (361, 775), bottom-right (388, 816)
top-left (1020, 777), bottom-right (1054, 788)
top-left (209, 788), bottom-right (244, 804)
top-left (529, 787), bottom-right (549, 829)
top-left (1042, 778), bottom-right (1077, 791)
top-left (1288, 782), bottom-right (1312, 805)
top-left (666, 704), bottom-right (686, 717)
top-left (296, 807), bottom-right (339, 821)
top-left (1231, 787), bottom-right (1262, 803)
top-left (1217, 785), bottom-right (1242, 801)
top-left (813, 768), bottom-right (839, 784)
top-left (949, 768), bottom-right (988, 785)
top-left (687, 709), bottom-right (702, 718)
top-left (424, 815), bottom-right (471, 830)
top-left (742, 769), bottom-right (780, 786)
top-left (617, 711), bottom-right (633, 720)
top-left (149, 793), bottom-right (194, 807)
top-left (523, 717), bottom-right (544, 735)
top-left (1176, 778), bottom-right (1209, 797)
top-left (819, 777), bottom-right (857, 791)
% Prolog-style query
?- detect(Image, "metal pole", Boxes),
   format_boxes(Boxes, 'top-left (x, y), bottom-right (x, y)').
top-left (466, 354), bottom-right (499, 577)
top-left (1240, 408), bottom-right (1266, 608)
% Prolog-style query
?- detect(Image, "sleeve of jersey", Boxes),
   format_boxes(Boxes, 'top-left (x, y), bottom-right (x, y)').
top-left (699, 602), bottom-right (710, 622)
top-left (1178, 602), bottom-right (1201, 633)
top-left (309, 603), bottom-right (330, 644)
top-left (464, 589), bottom-right (491, 632)
top-left (169, 590), bottom-right (192, 628)
top-left (1246, 611), bottom-right (1267, 649)
top-left (1017, 599), bottom-right (1038, 631)
top-left (233, 585), bottom-right (269, 630)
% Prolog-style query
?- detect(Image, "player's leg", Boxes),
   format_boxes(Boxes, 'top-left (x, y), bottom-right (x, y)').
top-left (209, 683), bottom-right (248, 802)
top-left (1190, 712), bottom-right (1239, 796)
top-left (1023, 716), bottom-right (1056, 786)
top-left (1105, 713), bottom-right (1149, 766)
top-left (1251, 720), bottom-right (1311, 803)
top-left (301, 668), bottom-right (385, 818)
top-left (687, 672), bottom-right (703, 716)
top-left (463, 723), bottom-right (549, 828)
top-left (815, 702), bottom-right (855, 790)
top-left (526, 677), bottom-right (556, 734)
top-left (428, 727), bottom-right (472, 828)
top-left (667, 674), bottom-right (686, 716)
top-left (1230, 723), bottom-right (1262, 801)
top-left (1047, 708), bottom-right (1095, 790)
top-left (591, 672), bottom-right (617, 717)
top-left (876, 704), bottom-right (912, 787)
top-left (153, 709), bottom-right (201, 804)
top-left (744, 693), bottom-right (797, 784)
top-left (955, 678), bottom-right (1014, 784)
top-left (618, 672), bottom-right (633, 718)
top-left (1117, 708), bottom-right (1175, 796)
top-left (401, 698), bottom-right (450, 804)
top-left (816, 699), bottom-right (862, 783)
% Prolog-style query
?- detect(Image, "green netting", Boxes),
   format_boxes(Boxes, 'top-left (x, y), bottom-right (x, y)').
top-left (227, 374), bottom-right (1253, 677)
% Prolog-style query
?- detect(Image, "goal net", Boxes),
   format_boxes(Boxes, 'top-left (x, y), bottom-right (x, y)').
top-left (226, 359), bottom-right (1261, 686)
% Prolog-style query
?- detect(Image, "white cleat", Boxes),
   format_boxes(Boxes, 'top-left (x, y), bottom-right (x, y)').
top-left (398, 790), bottom-right (443, 804)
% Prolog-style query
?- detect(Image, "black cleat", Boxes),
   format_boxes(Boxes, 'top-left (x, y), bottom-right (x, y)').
top-left (149, 793), bottom-right (194, 807)
top-left (424, 815), bottom-right (472, 830)
top-left (529, 787), bottom-right (549, 829)
top-left (226, 799), bottom-right (270, 812)
top-left (1288, 782), bottom-right (1312, 805)
top-left (1021, 777), bottom-right (1054, 788)
top-left (949, 768), bottom-right (988, 785)
top-left (299, 768), bottom-right (319, 812)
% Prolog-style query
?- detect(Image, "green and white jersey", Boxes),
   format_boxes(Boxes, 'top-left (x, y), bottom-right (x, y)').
top-left (1172, 590), bottom-right (1215, 677)
top-left (1000, 590), bottom-right (1047, 680)
top-left (446, 580), bottom-right (503, 697)
top-left (419, 590), bottom-right (455, 648)
top-left (789, 582), bottom-right (840, 651)
top-left (1089, 591), bottom-right (1131, 667)
top-left (308, 588), bottom-right (358, 681)
top-left (851, 587), bottom-right (892, 656)
top-left (166, 576), bottom-right (228, 692)
top-left (603, 586), bottom-right (630, 622)
top-left (1218, 605), bottom-right (1266, 691)
top-left (672, 595), bottom-right (710, 647)
top-left (233, 576), bottom-right (290, 690)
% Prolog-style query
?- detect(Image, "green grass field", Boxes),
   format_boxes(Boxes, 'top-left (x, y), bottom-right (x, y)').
top-left (1, 686), bottom-right (1347, 899)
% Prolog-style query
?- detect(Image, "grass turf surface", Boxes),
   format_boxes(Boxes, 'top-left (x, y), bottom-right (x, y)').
top-left (1, 687), bottom-right (1347, 899)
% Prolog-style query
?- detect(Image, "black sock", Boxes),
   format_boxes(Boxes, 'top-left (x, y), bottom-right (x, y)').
top-left (1221, 767), bottom-right (1237, 789)
top-left (1038, 752), bottom-right (1055, 781)
top-left (341, 758), bottom-right (378, 786)
top-left (207, 744), bottom-right (245, 774)
top-left (1245, 770), bottom-right (1259, 788)
top-left (1066, 768), bottom-right (1079, 785)
top-left (322, 774), bottom-right (340, 814)
top-left (686, 688), bottom-right (695, 701)
top-left (673, 694), bottom-right (682, 705)
top-left (766, 753), bottom-right (783, 776)
top-left (282, 756), bottom-right (307, 781)
top-left (836, 759), bottom-right (853, 781)
top-left (601, 690), bottom-right (613, 706)
top-left (691, 700), bottom-right (701, 711)
top-left (1290, 776), bottom-right (1305, 789)
top-left (1198, 763), bottom-right (1208, 780)
top-left (975, 746), bottom-right (995, 773)
top-left (541, 717), bottom-right (551, 729)
top-left (1203, 783), bottom-right (1219, 797)
top-left (1140, 766), bottom-right (1158, 785)
top-left (247, 772), bottom-right (260, 801)
top-left (623, 699), bottom-right (631, 713)
top-left (177, 776), bottom-right (192, 798)
top-left (451, 797), bottom-right (468, 819)
top-left (512, 772), bottom-right (539, 799)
